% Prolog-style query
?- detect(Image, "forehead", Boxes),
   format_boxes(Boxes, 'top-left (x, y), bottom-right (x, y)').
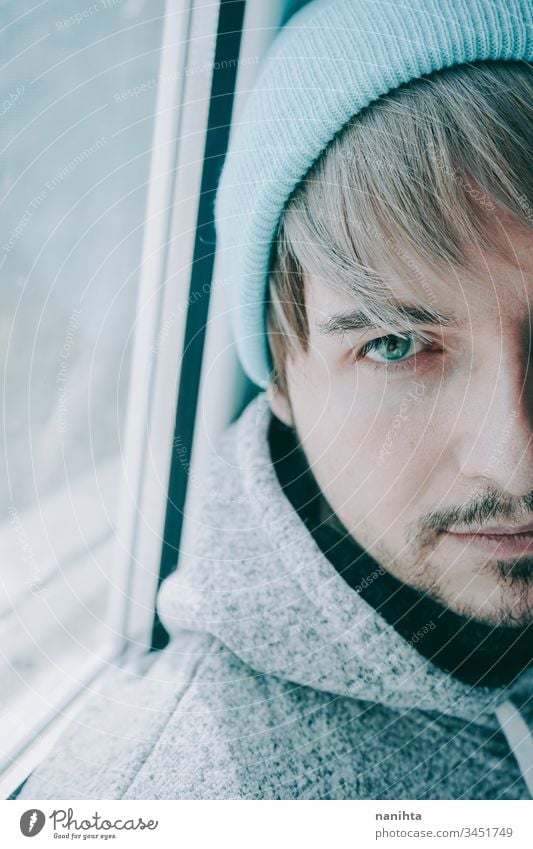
top-left (305, 214), bottom-right (533, 333)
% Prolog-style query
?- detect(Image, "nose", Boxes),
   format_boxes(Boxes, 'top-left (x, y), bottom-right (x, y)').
top-left (455, 349), bottom-right (533, 497)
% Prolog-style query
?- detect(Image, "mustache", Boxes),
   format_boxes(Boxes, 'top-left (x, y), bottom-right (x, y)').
top-left (409, 487), bottom-right (533, 544)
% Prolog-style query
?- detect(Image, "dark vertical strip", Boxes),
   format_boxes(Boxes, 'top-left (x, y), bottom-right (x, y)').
top-left (6, 777), bottom-right (28, 799)
top-left (150, 0), bottom-right (246, 651)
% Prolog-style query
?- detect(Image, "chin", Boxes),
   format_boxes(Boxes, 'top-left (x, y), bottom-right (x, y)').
top-left (451, 594), bottom-right (533, 629)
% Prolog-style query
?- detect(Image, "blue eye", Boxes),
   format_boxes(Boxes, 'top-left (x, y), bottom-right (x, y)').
top-left (359, 333), bottom-right (425, 363)
top-left (350, 331), bottom-right (444, 376)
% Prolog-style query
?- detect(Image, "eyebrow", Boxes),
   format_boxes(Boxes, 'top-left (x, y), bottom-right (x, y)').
top-left (315, 303), bottom-right (464, 336)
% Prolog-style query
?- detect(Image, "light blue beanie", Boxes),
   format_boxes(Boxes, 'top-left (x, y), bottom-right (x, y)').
top-left (214, 0), bottom-right (533, 389)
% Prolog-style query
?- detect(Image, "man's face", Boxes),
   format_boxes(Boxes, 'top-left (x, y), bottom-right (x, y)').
top-left (273, 211), bottom-right (533, 627)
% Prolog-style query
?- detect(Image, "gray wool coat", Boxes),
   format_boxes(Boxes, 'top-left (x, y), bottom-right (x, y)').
top-left (19, 391), bottom-right (533, 800)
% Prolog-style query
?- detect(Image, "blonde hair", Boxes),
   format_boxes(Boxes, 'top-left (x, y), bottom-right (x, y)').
top-left (266, 60), bottom-right (533, 394)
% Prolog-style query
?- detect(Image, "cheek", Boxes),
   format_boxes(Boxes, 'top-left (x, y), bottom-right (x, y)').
top-left (288, 360), bottom-right (436, 508)
top-left (297, 389), bottom-right (434, 518)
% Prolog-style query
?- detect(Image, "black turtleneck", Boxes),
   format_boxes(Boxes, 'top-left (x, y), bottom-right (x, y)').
top-left (268, 412), bottom-right (533, 689)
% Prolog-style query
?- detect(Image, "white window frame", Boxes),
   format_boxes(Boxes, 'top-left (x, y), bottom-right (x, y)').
top-left (175, 0), bottom-right (308, 572)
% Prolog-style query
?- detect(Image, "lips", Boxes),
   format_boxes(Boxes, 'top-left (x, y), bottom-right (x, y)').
top-left (449, 519), bottom-right (533, 536)
top-left (446, 521), bottom-right (533, 558)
